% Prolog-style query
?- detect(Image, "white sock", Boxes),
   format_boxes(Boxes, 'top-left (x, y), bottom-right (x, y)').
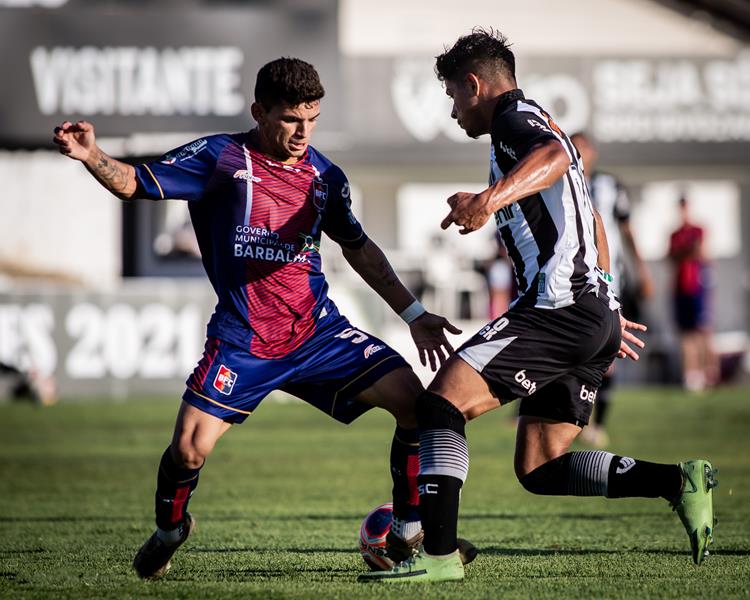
top-left (390, 516), bottom-right (422, 541)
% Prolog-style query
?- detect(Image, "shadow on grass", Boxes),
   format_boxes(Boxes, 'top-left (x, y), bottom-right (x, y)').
top-left (641, 548), bottom-right (750, 557)
top-left (0, 511), bottom-right (667, 524)
top-left (188, 546), bottom-right (350, 554)
top-left (481, 546), bottom-right (620, 556)
top-left (169, 567), bottom-right (353, 582)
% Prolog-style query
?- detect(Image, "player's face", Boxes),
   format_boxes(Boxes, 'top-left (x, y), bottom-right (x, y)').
top-left (445, 77), bottom-right (483, 139)
top-left (253, 100), bottom-right (320, 162)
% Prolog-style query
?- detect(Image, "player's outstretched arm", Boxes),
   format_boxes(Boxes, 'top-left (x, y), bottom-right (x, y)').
top-left (342, 239), bottom-right (461, 370)
top-left (593, 208), bottom-right (611, 273)
top-left (442, 139), bottom-right (570, 234)
top-left (53, 120), bottom-right (138, 200)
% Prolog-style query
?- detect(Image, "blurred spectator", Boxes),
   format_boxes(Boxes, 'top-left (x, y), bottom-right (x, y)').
top-left (572, 132), bottom-right (653, 447)
top-left (0, 361), bottom-right (57, 406)
top-left (668, 196), bottom-right (719, 392)
top-left (485, 233), bottom-right (515, 319)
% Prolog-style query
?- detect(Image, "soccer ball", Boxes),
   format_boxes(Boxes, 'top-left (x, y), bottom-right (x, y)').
top-left (358, 502), bottom-right (394, 571)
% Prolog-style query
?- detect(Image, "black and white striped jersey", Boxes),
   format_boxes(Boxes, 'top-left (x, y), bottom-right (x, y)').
top-left (488, 89), bottom-right (619, 311)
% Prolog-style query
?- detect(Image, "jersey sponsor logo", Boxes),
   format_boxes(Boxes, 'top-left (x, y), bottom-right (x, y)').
top-left (234, 226), bottom-right (310, 263)
top-left (233, 244), bottom-right (307, 263)
top-left (364, 343), bottom-right (385, 359)
top-left (213, 364), bottom-right (237, 395)
top-left (161, 139), bottom-right (207, 165)
top-left (233, 169), bottom-right (262, 183)
top-left (527, 118), bottom-right (551, 134)
top-left (480, 317), bottom-right (509, 341)
top-left (298, 233), bottom-right (320, 254)
top-left (341, 182), bottom-right (351, 200)
top-left (616, 457), bottom-right (636, 475)
top-left (514, 369), bottom-right (537, 395)
top-left (495, 139), bottom-right (517, 160)
top-left (579, 384), bottom-right (598, 403)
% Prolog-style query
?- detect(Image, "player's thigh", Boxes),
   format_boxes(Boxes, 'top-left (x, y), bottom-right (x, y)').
top-left (514, 415), bottom-right (581, 478)
top-left (428, 354), bottom-right (501, 421)
top-left (354, 366), bottom-right (423, 428)
top-left (281, 316), bottom-right (411, 425)
top-left (170, 400), bottom-right (233, 468)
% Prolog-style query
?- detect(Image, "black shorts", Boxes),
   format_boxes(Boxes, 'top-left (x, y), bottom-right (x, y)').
top-left (457, 292), bottom-right (621, 426)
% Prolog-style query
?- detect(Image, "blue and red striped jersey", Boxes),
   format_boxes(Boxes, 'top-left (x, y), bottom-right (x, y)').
top-left (134, 132), bottom-right (366, 359)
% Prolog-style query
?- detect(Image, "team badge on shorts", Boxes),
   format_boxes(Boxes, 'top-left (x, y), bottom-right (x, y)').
top-left (213, 365), bottom-right (238, 395)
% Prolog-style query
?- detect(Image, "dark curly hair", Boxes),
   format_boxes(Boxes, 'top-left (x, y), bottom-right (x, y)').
top-left (435, 27), bottom-right (516, 84)
top-left (254, 57), bottom-right (325, 110)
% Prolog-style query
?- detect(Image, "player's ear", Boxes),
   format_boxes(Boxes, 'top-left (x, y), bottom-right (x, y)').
top-left (250, 102), bottom-right (265, 124)
top-left (466, 72), bottom-right (480, 97)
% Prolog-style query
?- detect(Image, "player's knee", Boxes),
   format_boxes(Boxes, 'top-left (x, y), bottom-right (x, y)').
top-left (173, 439), bottom-right (207, 470)
top-left (416, 391), bottom-right (465, 432)
top-left (517, 468), bottom-right (544, 494)
top-left (517, 454), bottom-right (570, 495)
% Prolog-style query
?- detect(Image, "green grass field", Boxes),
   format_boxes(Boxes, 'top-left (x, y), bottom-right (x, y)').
top-left (1, 386), bottom-right (749, 599)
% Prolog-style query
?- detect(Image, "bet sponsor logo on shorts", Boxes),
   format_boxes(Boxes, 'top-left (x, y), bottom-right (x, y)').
top-left (213, 364), bottom-right (237, 395)
top-left (514, 369), bottom-right (537, 395)
top-left (579, 384), bottom-right (598, 404)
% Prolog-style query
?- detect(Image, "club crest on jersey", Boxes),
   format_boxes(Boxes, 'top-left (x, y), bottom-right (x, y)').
top-left (313, 180), bottom-right (328, 211)
top-left (213, 365), bottom-right (237, 395)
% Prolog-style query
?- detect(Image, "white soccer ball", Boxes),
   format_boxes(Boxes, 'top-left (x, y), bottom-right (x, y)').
top-left (358, 502), bottom-right (394, 571)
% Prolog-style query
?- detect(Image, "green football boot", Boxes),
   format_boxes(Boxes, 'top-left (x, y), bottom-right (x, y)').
top-left (358, 550), bottom-right (464, 583)
top-left (672, 459), bottom-right (718, 565)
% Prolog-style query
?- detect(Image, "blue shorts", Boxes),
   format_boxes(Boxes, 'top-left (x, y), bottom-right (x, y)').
top-left (183, 311), bottom-right (409, 424)
top-left (674, 292), bottom-right (707, 332)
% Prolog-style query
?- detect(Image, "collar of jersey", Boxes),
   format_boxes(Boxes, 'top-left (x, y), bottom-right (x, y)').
top-left (492, 88), bottom-right (525, 120)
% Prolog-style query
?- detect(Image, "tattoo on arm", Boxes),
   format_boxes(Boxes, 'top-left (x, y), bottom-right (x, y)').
top-left (86, 148), bottom-right (135, 197)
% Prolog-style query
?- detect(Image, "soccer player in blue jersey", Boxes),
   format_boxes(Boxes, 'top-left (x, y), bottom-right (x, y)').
top-left (54, 57), bottom-right (473, 579)
top-left (361, 29), bottom-right (717, 583)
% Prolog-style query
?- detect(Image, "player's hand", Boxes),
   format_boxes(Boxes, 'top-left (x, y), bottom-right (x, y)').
top-left (408, 312), bottom-right (462, 371)
top-left (441, 191), bottom-right (493, 235)
top-left (618, 314), bottom-right (647, 360)
top-left (53, 120), bottom-right (96, 162)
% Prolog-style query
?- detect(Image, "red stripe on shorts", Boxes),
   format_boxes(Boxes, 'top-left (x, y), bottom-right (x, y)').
top-left (191, 338), bottom-right (221, 389)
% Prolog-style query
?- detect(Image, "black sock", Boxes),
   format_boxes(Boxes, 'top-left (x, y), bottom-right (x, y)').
top-left (390, 426), bottom-right (420, 521)
top-left (594, 374), bottom-right (612, 426)
top-left (607, 455), bottom-right (683, 501)
top-left (417, 392), bottom-right (468, 556)
top-left (594, 392), bottom-right (610, 426)
top-left (155, 446), bottom-right (201, 530)
top-left (417, 474), bottom-right (463, 555)
top-left (519, 451), bottom-right (683, 501)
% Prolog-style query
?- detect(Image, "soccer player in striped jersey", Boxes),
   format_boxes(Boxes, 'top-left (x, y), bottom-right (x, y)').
top-left (361, 28), bottom-right (716, 583)
top-left (571, 132), bottom-right (654, 448)
top-left (54, 57), bottom-right (474, 580)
